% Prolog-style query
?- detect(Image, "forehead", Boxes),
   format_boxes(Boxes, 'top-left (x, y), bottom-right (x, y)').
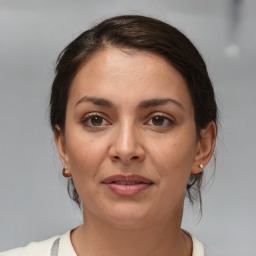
top-left (68, 47), bottom-right (193, 112)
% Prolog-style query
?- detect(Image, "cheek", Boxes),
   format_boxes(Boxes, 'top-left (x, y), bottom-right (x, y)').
top-left (65, 130), bottom-right (108, 180)
top-left (149, 131), bottom-right (197, 186)
top-left (64, 132), bottom-right (109, 204)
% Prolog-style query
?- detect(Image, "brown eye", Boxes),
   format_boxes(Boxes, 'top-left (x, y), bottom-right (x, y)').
top-left (152, 116), bottom-right (165, 126)
top-left (90, 116), bottom-right (103, 126)
top-left (147, 115), bottom-right (173, 127)
top-left (82, 114), bottom-right (109, 127)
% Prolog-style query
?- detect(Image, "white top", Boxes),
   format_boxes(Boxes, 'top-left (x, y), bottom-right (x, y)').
top-left (0, 230), bottom-right (217, 256)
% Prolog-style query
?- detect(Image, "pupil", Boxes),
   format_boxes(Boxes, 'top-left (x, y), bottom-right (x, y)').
top-left (153, 116), bottom-right (164, 126)
top-left (91, 116), bottom-right (102, 126)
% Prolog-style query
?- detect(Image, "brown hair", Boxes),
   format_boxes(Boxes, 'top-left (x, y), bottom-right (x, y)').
top-left (50, 15), bottom-right (218, 210)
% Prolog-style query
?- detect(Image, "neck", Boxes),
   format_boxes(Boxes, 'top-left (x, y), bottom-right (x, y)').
top-left (71, 205), bottom-right (192, 256)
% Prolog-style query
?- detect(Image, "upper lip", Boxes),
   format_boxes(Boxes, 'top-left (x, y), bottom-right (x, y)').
top-left (102, 174), bottom-right (153, 184)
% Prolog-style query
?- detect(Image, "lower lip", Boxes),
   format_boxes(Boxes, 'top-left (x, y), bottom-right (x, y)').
top-left (104, 183), bottom-right (152, 196)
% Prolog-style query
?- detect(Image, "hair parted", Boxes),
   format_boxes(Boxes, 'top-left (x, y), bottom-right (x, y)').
top-left (50, 15), bottom-right (218, 211)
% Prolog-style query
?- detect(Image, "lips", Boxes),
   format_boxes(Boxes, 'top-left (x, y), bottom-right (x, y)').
top-left (102, 175), bottom-right (153, 196)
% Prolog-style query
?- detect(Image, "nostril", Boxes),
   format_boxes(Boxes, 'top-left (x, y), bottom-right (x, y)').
top-left (112, 155), bottom-right (139, 161)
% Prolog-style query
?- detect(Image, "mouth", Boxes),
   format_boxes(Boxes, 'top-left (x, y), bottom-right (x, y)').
top-left (102, 175), bottom-right (154, 196)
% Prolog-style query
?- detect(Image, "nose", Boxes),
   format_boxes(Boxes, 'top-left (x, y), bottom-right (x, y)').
top-left (109, 121), bottom-right (145, 164)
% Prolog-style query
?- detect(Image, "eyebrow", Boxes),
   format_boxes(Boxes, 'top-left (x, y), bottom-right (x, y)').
top-left (138, 98), bottom-right (184, 110)
top-left (75, 96), bottom-right (184, 110)
top-left (75, 96), bottom-right (114, 108)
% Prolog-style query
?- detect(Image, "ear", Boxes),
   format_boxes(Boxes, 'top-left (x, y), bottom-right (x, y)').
top-left (191, 121), bottom-right (217, 174)
top-left (54, 125), bottom-right (69, 168)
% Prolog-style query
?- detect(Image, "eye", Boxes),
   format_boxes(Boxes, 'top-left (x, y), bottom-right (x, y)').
top-left (82, 114), bottom-right (110, 127)
top-left (147, 115), bottom-right (173, 127)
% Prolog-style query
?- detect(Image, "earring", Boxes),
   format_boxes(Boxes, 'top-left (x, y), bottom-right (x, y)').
top-left (62, 166), bottom-right (72, 178)
top-left (199, 164), bottom-right (204, 169)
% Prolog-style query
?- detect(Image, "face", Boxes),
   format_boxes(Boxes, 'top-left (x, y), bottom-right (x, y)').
top-left (55, 48), bottom-right (212, 228)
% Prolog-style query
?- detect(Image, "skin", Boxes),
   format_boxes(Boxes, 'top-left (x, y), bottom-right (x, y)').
top-left (55, 47), bottom-right (216, 256)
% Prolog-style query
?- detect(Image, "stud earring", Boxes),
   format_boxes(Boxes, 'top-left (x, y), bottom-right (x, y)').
top-left (62, 166), bottom-right (72, 178)
top-left (199, 164), bottom-right (204, 169)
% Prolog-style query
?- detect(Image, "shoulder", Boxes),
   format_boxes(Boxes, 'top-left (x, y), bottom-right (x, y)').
top-left (186, 230), bottom-right (220, 256)
top-left (0, 233), bottom-right (63, 256)
top-left (189, 233), bottom-right (204, 256)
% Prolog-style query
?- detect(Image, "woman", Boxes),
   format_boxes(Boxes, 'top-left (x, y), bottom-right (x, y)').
top-left (1, 15), bottom-right (218, 256)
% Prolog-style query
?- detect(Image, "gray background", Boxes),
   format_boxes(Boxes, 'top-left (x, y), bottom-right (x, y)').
top-left (0, 0), bottom-right (255, 255)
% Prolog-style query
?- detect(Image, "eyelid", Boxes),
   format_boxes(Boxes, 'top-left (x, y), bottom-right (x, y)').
top-left (145, 112), bottom-right (175, 126)
top-left (146, 112), bottom-right (175, 120)
top-left (80, 112), bottom-right (111, 127)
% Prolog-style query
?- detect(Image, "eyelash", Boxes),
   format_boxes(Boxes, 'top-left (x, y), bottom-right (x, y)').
top-left (145, 114), bottom-right (174, 127)
top-left (81, 113), bottom-right (110, 127)
top-left (80, 113), bottom-right (174, 128)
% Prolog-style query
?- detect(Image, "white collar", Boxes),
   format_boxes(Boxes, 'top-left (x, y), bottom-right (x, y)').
top-left (56, 230), bottom-right (204, 256)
